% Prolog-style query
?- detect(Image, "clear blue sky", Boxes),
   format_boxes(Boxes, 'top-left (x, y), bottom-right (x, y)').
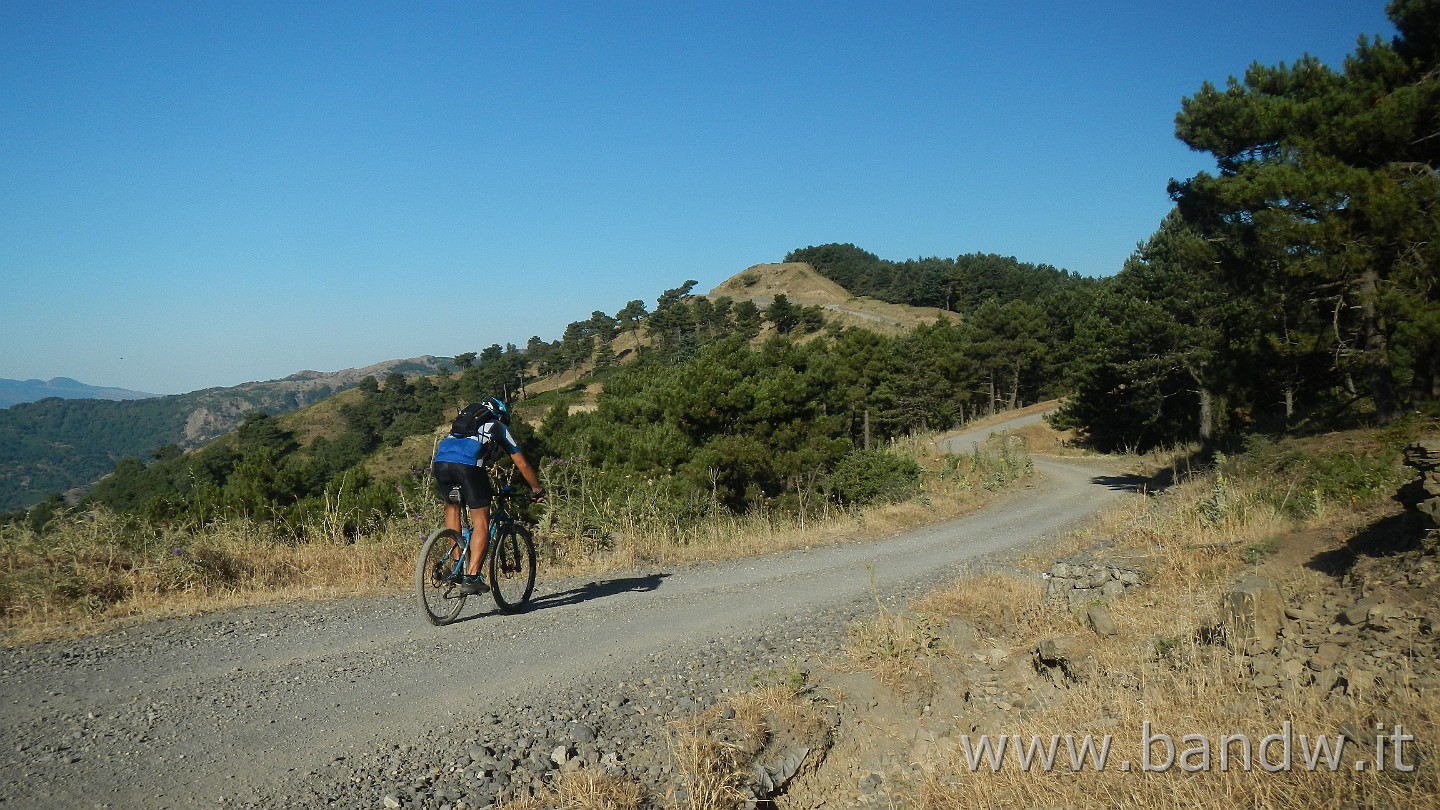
top-left (0, 0), bottom-right (1398, 395)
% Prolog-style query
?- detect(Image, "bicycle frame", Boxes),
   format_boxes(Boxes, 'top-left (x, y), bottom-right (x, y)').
top-left (417, 484), bottom-right (538, 624)
top-left (445, 488), bottom-right (520, 578)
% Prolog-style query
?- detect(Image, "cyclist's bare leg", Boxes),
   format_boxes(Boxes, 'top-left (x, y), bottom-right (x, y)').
top-left (467, 507), bottom-right (491, 577)
top-left (443, 502), bottom-right (462, 534)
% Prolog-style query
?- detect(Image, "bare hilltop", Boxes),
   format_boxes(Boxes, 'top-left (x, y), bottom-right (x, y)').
top-left (707, 262), bottom-right (960, 334)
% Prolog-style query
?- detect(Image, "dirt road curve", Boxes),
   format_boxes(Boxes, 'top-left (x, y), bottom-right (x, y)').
top-left (1, 410), bottom-right (1128, 808)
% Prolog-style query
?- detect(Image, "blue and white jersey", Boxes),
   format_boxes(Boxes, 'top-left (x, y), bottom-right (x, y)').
top-left (433, 421), bottom-right (522, 467)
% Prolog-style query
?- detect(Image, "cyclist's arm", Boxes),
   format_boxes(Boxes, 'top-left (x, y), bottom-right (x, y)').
top-left (509, 450), bottom-right (544, 495)
top-left (493, 423), bottom-right (544, 495)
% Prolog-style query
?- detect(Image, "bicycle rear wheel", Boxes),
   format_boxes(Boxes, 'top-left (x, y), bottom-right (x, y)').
top-left (417, 528), bottom-right (468, 626)
top-left (489, 522), bottom-right (536, 613)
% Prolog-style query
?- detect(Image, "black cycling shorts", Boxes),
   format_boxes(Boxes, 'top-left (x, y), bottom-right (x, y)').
top-left (432, 461), bottom-right (494, 509)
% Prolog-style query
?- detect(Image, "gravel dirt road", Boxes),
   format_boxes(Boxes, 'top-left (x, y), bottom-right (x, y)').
top-left (1, 410), bottom-right (1129, 809)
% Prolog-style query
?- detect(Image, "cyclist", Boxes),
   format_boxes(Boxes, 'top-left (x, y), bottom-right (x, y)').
top-left (431, 397), bottom-right (544, 595)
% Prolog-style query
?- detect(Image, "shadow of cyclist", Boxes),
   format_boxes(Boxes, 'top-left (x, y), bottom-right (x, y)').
top-left (525, 574), bottom-right (668, 612)
top-left (450, 574), bottom-right (670, 622)
top-left (1090, 468), bottom-right (1181, 494)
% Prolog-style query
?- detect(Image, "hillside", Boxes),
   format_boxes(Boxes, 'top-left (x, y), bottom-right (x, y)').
top-left (12, 247), bottom-right (1084, 525)
top-left (708, 262), bottom-right (960, 334)
top-left (0, 356), bottom-right (449, 513)
top-left (0, 377), bottom-right (158, 409)
top-left (513, 263), bottom-right (964, 421)
top-left (361, 266), bottom-right (968, 483)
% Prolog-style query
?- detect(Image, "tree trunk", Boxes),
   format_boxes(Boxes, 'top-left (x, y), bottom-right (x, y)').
top-left (863, 408), bottom-right (871, 451)
top-left (1356, 267), bottom-right (1401, 422)
top-left (1186, 362), bottom-right (1216, 448)
top-left (1198, 387), bottom-right (1214, 446)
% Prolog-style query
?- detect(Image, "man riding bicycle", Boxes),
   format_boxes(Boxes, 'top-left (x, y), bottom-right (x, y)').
top-left (431, 397), bottom-right (544, 595)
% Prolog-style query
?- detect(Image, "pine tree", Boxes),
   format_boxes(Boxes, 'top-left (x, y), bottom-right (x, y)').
top-left (1170, 0), bottom-right (1440, 423)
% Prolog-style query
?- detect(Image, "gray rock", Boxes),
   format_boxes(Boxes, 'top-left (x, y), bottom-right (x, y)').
top-left (1035, 636), bottom-right (1093, 682)
top-left (1222, 576), bottom-right (1285, 649)
top-left (1086, 603), bottom-right (1119, 637)
top-left (1313, 668), bottom-right (1342, 694)
top-left (566, 722), bottom-right (596, 745)
top-left (1285, 607), bottom-right (1319, 622)
top-left (1341, 597), bottom-right (1384, 626)
top-left (1308, 643), bottom-right (1345, 671)
top-left (1364, 603), bottom-right (1401, 631)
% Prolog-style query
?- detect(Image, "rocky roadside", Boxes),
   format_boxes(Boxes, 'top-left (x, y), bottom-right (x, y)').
top-left (1224, 440), bottom-right (1440, 700)
top-left (243, 624), bottom-right (851, 810)
top-left (775, 440), bottom-right (1440, 808)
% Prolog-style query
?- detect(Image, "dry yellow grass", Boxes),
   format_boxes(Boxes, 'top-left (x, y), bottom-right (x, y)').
top-left (915, 665), bottom-right (1439, 809)
top-left (281, 386), bottom-right (365, 447)
top-left (364, 429), bottom-right (441, 481)
top-left (0, 507), bottom-right (419, 644)
top-left (858, 434), bottom-right (1440, 809)
top-left (666, 685), bottom-right (829, 810)
top-left (493, 769), bottom-right (647, 810)
top-left (707, 262), bottom-right (961, 335)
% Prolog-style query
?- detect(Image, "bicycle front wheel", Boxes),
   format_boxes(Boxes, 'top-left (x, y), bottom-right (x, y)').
top-left (417, 528), bottom-right (468, 626)
top-left (489, 522), bottom-right (536, 613)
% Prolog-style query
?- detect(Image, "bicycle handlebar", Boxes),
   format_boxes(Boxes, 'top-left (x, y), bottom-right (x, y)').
top-left (498, 485), bottom-right (545, 502)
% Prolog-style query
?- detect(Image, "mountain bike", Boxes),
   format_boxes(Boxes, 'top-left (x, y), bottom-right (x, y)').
top-left (416, 485), bottom-right (538, 625)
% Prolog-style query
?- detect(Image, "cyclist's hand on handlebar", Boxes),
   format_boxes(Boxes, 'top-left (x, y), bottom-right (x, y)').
top-left (531, 488), bottom-right (546, 503)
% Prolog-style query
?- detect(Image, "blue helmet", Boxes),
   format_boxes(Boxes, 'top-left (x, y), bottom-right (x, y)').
top-left (480, 396), bottom-right (509, 424)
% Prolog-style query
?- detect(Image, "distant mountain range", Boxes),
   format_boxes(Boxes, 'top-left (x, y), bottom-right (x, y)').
top-left (0, 377), bottom-right (158, 409)
top-left (0, 357), bottom-right (451, 513)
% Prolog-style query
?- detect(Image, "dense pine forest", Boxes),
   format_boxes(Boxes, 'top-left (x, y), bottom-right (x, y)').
top-left (5, 0), bottom-right (1438, 546)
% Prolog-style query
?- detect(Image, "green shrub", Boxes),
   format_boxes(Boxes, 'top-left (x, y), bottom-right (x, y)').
top-left (1236, 435), bottom-right (1410, 518)
top-left (938, 434), bottom-right (1033, 492)
top-left (824, 450), bottom-right (922, 505)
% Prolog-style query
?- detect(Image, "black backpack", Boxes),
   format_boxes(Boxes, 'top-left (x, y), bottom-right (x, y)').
top-left (449, 403), bottom-right (491, 437)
